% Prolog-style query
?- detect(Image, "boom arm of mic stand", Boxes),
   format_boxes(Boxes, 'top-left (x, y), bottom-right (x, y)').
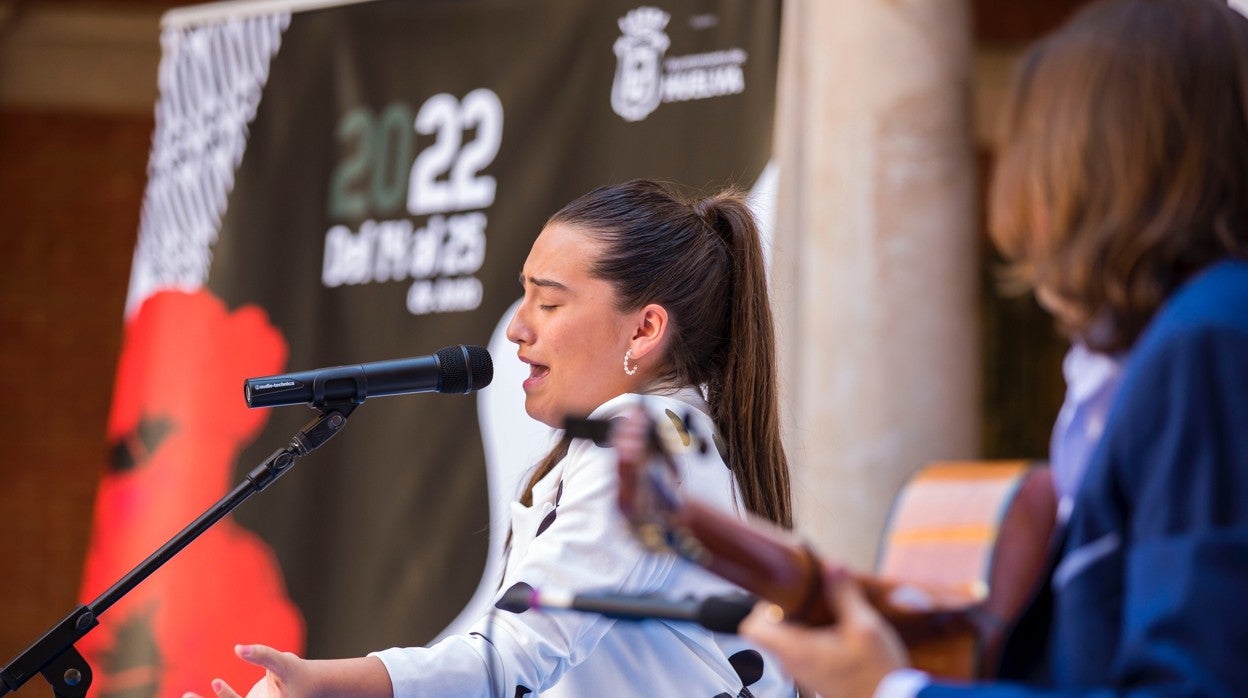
top-left (0, 401), bottom-right (358, 697)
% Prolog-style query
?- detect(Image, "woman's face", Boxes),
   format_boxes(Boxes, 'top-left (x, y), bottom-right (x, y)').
top-left (506, 223), bottom-right (639, 427)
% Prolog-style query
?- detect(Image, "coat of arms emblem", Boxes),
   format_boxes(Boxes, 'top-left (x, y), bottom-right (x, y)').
top-left (611, 7), bottom-right (671, 122)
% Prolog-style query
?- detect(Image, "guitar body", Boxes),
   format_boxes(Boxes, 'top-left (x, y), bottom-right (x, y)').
top-left (875, 461), bottom-right (1056, 678)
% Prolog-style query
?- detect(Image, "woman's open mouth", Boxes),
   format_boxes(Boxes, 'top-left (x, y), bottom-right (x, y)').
top-left (522, 361), bottom-right (550, 390)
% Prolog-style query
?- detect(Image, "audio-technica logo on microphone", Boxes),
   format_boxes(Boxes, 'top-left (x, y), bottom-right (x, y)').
top-left (252, 380), bottom-right (298, 392)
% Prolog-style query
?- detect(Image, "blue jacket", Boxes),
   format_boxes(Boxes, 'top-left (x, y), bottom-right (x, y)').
top-left (924, 260), bottom-right (1248, 697)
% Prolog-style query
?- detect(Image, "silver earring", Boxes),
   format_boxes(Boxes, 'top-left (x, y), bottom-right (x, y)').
top-left (623, 348), bottom-right (638, 376)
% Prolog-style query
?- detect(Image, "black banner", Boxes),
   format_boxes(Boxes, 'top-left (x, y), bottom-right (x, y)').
top-left (79, 2), bottom-right (780, 695)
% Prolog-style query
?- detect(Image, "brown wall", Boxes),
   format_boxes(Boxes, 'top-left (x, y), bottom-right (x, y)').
top-left (0, 109), bottom-right (150, 692)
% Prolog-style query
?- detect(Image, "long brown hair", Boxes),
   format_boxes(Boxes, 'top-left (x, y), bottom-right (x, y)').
top-left (518, 180), bottom-right (793, 528)
top-left (990, 0), bottom-right (1248, 352)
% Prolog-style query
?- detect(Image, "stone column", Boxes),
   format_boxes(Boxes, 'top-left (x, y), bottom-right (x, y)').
top-left (772, 0), bottom-right (979, 569)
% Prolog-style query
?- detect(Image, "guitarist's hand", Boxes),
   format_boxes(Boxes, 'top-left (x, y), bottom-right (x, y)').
top-left (740, 565), bottom-right (910, 698)
top-left (612, 404), bottom-right (649, 520)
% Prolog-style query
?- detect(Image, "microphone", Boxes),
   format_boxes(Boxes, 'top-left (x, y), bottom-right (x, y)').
top-left (243, 345), bottom-right (493, 408)
top-left (496, 582), bottom-right (755, 634)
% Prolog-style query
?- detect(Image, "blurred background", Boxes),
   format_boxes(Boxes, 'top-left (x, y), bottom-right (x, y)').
top-left (0, 0), bottom-right (1091, 692)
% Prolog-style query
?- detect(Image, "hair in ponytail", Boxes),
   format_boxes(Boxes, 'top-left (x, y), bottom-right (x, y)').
top-left (524, 179), bottom-right (792, 528)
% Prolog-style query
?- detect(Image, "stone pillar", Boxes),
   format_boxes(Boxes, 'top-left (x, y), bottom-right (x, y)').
top-left (772, 0), bottom-right (979, 569)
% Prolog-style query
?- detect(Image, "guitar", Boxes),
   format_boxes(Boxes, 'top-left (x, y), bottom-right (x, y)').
top-left (566, 405), bottom-right (1056, 680)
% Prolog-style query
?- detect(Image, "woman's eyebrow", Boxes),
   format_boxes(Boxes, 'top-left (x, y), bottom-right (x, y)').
top-left (519, 273), bottom-right (570, 291)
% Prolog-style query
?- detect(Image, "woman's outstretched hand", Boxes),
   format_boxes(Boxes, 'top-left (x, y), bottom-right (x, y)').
top-left (181, 644), bottom-right (393, 698)
top-left (182, 644), bottom-right (306, 698)
top-left (739, 566), bottom-right (910, 698)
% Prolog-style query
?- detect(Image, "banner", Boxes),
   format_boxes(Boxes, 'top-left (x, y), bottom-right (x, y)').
top-left (78, 1), bottom-right (781, 695)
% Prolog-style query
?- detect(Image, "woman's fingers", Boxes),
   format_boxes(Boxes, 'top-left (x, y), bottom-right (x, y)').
top-left (217, 678), bottom-right (244, 698)
top-left (232, 644), bottom-right (291, 697)
top-left (181, 678), bottom-right (242, 698)
top-left (234, 644), bottom-right (287, 676)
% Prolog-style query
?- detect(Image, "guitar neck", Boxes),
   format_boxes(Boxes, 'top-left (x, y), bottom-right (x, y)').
top-left (676, 499), bottom-right (834, 625)
top-left (677, 498), bottom-right (983, 634)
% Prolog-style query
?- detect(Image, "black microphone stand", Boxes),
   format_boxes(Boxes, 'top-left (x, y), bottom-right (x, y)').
top-left (0, 399), bottom-right (359, 697)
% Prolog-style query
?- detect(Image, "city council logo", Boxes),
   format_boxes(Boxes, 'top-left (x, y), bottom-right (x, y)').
top-left (611, 6), bottom-right (749, 123)
top-left (611, 7), bottom-right (671, 122)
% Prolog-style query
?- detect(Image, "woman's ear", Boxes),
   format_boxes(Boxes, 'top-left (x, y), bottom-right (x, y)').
top-left (629, 303), bottom-right (668, 361)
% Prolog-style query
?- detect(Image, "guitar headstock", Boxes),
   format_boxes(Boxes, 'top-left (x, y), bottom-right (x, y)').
top-left (563, 400), bottom-right (709, 559)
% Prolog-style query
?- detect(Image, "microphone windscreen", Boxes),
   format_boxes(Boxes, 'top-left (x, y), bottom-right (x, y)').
top-left (437, 345), bottom-right (493, 394)
top-left (465, 344), bottom-right (493, 390)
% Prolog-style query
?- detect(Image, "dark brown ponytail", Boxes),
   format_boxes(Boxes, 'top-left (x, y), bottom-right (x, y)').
top-left (690, 192), bottom-right (792, 528)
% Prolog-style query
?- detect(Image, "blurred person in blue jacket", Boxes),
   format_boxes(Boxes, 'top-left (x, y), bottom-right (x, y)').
top-left (742, 1), bottom-right (1248, 696)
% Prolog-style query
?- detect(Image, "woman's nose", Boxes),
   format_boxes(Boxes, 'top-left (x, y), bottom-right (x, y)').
top-left (506, 303), bottom-right (531, 345)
